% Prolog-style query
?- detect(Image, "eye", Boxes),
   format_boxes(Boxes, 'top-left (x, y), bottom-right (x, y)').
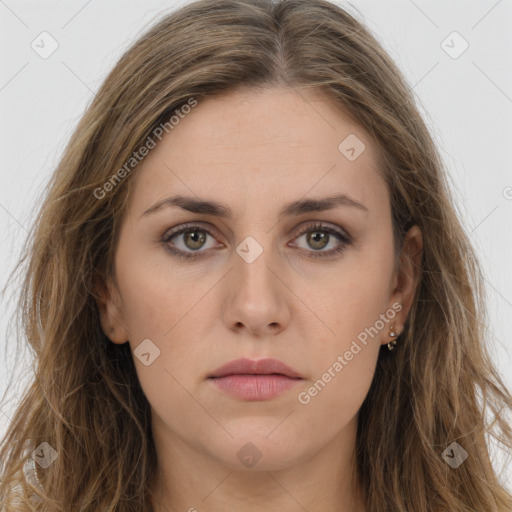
top-left (162, 223), bottom-right (220, 260)
top-left (162, 222), bottom-right (352, 261)
top-left (290, 222), bottom-right (351, 259)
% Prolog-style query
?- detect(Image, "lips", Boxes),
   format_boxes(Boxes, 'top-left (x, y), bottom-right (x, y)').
top-left (207, 357), bottom-right (303, 379)
top-left (207, 358), bottom-right (303, 401)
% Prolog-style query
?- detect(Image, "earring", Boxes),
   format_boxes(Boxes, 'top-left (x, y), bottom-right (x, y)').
top-left (387, 327), bottom-right (400, 351)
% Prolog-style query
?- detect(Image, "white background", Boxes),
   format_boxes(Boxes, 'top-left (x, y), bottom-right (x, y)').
top-left (1, 0), bottom-right (511, 484)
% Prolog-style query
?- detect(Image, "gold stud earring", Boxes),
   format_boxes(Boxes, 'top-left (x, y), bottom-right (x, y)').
top-left (387, 327), bottom-right (400, 351)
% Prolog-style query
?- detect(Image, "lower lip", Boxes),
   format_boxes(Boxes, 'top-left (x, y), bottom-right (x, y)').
top-left (208, 374), bottom-right (302, 401)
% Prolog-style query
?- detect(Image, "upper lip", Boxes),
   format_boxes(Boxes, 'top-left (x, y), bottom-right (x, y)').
top-left (208, 358), bottom-right (303, 379)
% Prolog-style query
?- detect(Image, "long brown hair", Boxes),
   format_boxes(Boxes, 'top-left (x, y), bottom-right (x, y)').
top-left (1, 0), bottom-right (511, 510)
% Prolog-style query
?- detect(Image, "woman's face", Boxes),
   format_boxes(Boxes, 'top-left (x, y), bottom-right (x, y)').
top-left (98, 86), bottom-right (421, 473)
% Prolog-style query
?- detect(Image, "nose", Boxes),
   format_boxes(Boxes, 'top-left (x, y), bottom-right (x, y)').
top-left (221, 238), bottom-right (291, 337)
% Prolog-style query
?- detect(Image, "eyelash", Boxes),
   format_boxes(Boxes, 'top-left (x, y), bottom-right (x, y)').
top-left (162, 222), bottom-right (352, 261)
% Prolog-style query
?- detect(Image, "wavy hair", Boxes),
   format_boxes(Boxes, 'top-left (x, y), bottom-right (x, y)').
top-left (1, 0), bottom-right (511, 510)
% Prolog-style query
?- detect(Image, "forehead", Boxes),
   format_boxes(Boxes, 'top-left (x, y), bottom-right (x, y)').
top-left (128, 86), bottom-right (386, 218)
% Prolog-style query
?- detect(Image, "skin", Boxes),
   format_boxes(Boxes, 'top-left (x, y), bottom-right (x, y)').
top-left (96, 86), bottom-right (422, 512)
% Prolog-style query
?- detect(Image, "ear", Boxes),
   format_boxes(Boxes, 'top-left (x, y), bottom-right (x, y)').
top-left (93, 274), bottom-right (130, 344)
top-left (383, 225), bottom-right (423, 345)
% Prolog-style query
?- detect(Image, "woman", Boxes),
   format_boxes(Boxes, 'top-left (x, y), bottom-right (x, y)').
top-left (1, 0), bottom-right (511, 510)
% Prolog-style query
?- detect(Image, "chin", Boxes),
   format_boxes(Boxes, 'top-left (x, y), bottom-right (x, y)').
top-left (205, 430), bottom-right (312, 472)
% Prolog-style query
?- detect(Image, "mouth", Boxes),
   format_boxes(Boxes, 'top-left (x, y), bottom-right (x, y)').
top-left (207, 358), bottom-right (303, 401)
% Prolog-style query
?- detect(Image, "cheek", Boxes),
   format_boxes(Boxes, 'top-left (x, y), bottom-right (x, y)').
top-left (112, 237), bottom-right (221, 388)
top-left (113, 237), bottom-right (192, 341)
top-left (318, 245), bottom-right (395, 346)
top-left (292, 285), bottom-right (389, 445)
top-left (295, 238), bottom-right (394, 424)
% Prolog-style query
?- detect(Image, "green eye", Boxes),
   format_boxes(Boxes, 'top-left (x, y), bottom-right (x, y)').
top-left (162, 222), bottom-right (352, 261)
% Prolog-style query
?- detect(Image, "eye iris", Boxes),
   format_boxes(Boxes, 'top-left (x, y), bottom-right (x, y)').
top-left (172, 226), bottom-right (338, 254)
top-left (307, 231), bottom-right (329, 250)
top-left (184, 229), bottom-right (206, 250)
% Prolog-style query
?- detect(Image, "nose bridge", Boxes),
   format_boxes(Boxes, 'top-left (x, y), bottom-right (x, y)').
top-left (222, 229), bottom-right (290, 334)
top-left (233, 231), bottom-right (279, 298)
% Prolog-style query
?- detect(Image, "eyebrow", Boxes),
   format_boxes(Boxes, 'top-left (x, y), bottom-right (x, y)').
top-left (141, 193), bottom-right (368, 219)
